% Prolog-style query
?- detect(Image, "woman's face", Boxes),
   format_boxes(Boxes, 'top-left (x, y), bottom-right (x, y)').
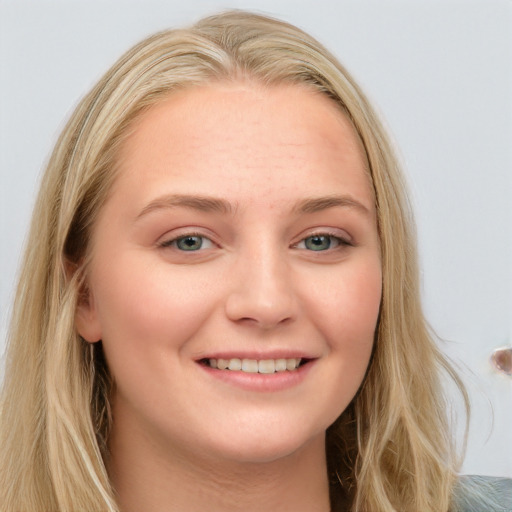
top-left (77, 82), bottom-right (382, 464)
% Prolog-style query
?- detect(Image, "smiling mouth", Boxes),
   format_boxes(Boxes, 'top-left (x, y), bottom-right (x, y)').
top-left (200, 358), bottom-right (309, 374)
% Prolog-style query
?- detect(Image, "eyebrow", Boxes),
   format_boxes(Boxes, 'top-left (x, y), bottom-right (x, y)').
top-left (136, 193), bottom-right (371, 219)
top-left (293, 195), bottom-right (371, 216)
top-left (137, 194), bottom-right (234, 219)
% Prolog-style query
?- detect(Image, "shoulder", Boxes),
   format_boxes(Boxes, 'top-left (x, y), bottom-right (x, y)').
top-left (452, 475), bottom-right (512, 512)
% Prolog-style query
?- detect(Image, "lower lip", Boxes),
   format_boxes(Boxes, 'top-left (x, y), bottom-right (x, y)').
top-left (197, 360), bottom-right (315, 392)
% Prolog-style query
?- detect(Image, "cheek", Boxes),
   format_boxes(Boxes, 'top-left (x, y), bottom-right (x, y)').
top-left (316, 261), bottom-right (381, 418)
top-left (311, 260), bottom-right (382, 344)
top-left (305, 256), bottom-right (381, 409)
top-left (90, 255), bottom-right (221, 356)
top-left (343, 264), bottom-right (382, 334)
top-left (89, 257), bottom-right (225, 416)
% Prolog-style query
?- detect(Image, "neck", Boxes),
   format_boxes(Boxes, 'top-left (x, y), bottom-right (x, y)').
top-left (108, 424), bottom-right (330, 512)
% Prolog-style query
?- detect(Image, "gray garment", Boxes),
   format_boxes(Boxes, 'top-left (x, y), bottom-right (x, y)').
top-left (452, 475), bottom-right (512, 512)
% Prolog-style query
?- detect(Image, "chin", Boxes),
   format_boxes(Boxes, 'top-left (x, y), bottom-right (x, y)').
top-left (204, 425), bottom-right (326, 465)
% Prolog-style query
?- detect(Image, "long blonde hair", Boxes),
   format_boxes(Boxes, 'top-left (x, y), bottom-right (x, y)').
top-left (0, 10), bottom-right (468, 511)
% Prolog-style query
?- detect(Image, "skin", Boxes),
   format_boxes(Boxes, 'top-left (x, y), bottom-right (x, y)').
top-left (76, 82), bottom-right (382, 512)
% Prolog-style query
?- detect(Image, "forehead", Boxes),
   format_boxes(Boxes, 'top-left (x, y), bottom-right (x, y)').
top-left (111, 81), bottom-right (374, 212)
top-left (121, 81), bottom-right (365, 156)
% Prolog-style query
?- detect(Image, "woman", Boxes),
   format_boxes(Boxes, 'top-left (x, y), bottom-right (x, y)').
top-left (0, 10), bottom-right (509, 512)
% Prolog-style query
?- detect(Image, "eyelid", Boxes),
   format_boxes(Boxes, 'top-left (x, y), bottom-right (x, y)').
top-left (293, 228), bottom-right (353, 248)
top-left (157, 229), bottom-right (217, 250)
top-left (156, 227), bottom-right (353, 252)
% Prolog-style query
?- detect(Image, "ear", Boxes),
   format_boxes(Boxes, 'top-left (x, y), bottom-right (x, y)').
top-left (75, 281), bottom-right (103, 343)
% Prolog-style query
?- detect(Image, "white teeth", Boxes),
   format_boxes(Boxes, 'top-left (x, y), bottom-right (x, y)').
top-left (217, 358), bottom-right (229, 370)
top-left (286, 358), bottom-right (298, 370)
top-left (241, 359), bottom-right (259, 373)
top-left (275, 359), bottom-right (287, 372)
top-left (258, 359), bottom-right (275, 374)
top-left (207, 357), bottom-right (302, 373)
top-left (228, 358), bottom-right (242, 371)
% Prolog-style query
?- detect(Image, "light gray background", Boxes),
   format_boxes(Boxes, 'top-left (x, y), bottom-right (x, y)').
top-left (1, 0), bottom-right (511, 477)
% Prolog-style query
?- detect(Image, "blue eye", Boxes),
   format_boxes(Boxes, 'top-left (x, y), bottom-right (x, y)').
top-left (304, 235), bottom-right (334, 251)
top-left (161, 235), bottom-right (213, 251)
top-left (176, 236), bottom-right (204, 251)
top-left (297, 234), bottom-right (348, 251)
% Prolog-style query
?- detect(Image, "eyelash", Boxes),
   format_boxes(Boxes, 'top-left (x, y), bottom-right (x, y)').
top-left (158, 231), bottom-right (352, 253)
top-left (158, 232), bottom-right (214, 251)
top-left (293, 232), bottom-right (352, 252)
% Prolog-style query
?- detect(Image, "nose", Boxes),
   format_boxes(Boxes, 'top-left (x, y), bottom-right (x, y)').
top-left (224, 246), bottom-right (298, 329)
